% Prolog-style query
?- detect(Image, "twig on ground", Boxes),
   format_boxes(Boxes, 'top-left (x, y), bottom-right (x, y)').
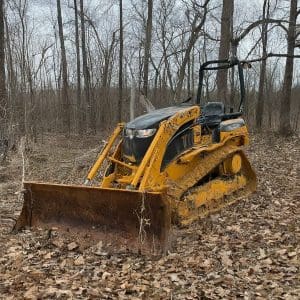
top-left (137, 192), bottom-right (151, 245)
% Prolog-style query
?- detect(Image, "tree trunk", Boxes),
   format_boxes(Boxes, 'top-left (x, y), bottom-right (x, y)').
top-left (255, 0), bottom-right (270, 130)
top-left (130, 78), bottom-right (136, 121)
top-left (118, 0), bottom-right (123, 122)
top-left (57, 0), bottom-right (70, 135)
top-left (74, 0), bottom-right (82, 133)
top-left (216, 0), bottom-right (234, 108)
top-left (80, 0), bottom-right (93, 132)
top-left (26, 51), bottom-right (36, 141)
top-left (143, 0), bottom-right (153, 98)
top-left (174, 34), bottom-right (197, 101)
top-left (0, 0), bottom-right (7, 146)
top-left (17, 2), bottom-right (28, 137)
top-left (187, 54), bottom-right (191, 95)
top-left (279, 0), bottom-right (297, 135)
top-left (4, 14), bottom-right (16, 142)
top-left (174, 0), bottom-right (210, 101)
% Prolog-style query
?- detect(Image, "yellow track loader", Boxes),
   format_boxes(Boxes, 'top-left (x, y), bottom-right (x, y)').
top-left (15, 59), bottom-right (256, 253)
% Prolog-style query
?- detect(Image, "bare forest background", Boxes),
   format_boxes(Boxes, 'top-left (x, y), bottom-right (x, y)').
top-left (0, 0), bottom-right (299, 151)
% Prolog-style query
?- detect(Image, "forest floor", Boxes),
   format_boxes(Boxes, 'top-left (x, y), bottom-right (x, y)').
top-left (0, 133), bottom-right (299, 299)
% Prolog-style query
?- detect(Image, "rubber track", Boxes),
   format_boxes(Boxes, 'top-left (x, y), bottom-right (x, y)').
top-left (166, 143), bottom-right (242, 200)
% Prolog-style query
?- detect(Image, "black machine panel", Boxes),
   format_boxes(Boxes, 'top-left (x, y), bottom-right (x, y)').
top-left (122, 135), bottom-right (153, 164)
top-left (161, 121), bottom-right (194, 170)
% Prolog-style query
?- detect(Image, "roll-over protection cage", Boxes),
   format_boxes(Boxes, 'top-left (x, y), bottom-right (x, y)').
top-left (196, 58), bottom-right (246, 118)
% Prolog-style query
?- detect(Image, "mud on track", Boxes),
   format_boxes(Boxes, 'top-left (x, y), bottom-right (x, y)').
top-left (0, 133), bottom-right (299, 299)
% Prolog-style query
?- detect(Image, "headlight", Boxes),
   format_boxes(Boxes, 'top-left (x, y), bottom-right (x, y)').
top-left (125, 128), bottom-right (134, 137)
top-left (136, 128), bottom-right (156, 138)
top-left (124, 128), bottom-right (156, 138)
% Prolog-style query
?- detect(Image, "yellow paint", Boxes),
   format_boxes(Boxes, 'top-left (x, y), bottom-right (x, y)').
top-left (87, 124), bottom-right (124, 181)
top-left (85, 105), bottom-right (256, 225)
top-left (193, 124), bottom-right (201, 143)
top-left (223, 153), bottom-right (242, 175)
top-left (136, 106), bottom-right (200, 189)
top-left (101, 173), bottom-right (115, 188)
top-left (175, 175), bottom-right (247, 223)
top-left (108, 156), bottom-right (136, 170)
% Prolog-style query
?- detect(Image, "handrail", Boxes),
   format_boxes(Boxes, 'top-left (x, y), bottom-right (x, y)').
top-left (196, 58), bottom-right (245, 113)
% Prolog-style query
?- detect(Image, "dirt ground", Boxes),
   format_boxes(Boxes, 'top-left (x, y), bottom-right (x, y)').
top-left (0, 133), bottom-right (299, 299)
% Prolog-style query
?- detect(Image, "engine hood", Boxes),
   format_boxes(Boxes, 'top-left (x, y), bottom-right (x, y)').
top-left (126, 105), bottom-right (193, 130)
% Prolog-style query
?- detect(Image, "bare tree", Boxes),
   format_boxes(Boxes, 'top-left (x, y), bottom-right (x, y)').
top-left (0, 0), bottom-right (7, 161)
top-left (143, 0), bottom-right (153, 98)
top-left (80, 0), bottom-right (93, 132)
top-left (4, 14), bottom-right (16, 139)
top-left (255, 0), bottom-right (270, 130)
top-left (174, 0), bottom-right (210, 101)
top-left (156, 0), bottom-right (176, 95)
top-left (73, 0), bottom-right (82, 133)
top-left (279, 0), bottom-right (297, 135)
top-left (11, 0), bottom-right (30, 137)
top-left (57, 0), bottom-right (70, 135)
top-left (118, 0), bottom-right (123, 122)
top-left (0, 0), bottom-right (298, 138)
top-left (216, 0), bottom-right (234, 108)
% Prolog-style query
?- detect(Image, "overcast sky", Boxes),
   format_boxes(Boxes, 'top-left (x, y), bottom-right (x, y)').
top-left (9, 0), bottom-right (300, 85)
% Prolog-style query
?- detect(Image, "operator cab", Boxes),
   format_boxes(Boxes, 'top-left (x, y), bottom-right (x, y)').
top-left (197, 58), bottom-right (247, 141)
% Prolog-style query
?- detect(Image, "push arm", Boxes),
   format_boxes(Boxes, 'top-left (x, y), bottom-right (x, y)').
top-left (85, 124), bottom-right (124, 184)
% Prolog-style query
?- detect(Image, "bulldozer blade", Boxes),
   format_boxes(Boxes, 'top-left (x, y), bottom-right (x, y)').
top-left (14, 182), bottom-right (171, 254)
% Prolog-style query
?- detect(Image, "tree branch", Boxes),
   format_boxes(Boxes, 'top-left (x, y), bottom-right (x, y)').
top-left (242, 53), bottom-right (300, 63)
top-left (233, 19), bottom-right (289, 44)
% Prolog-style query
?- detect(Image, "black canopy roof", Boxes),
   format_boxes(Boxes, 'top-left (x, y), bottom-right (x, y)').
top-left (126, 105), bottom-right (193, 130)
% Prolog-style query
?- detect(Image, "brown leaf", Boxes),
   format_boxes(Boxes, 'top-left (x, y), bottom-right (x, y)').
top-left (24, 286), bottom-right (38, 300)
top-left (287, 251), bottom-right (297, 258)
top-left (122, 263), bottom-right (131, 272)
top-left (102, 271), bottom-right (111, 280)
top-left (43, 252), bottom-right (52, 259)
top-left (42, 287), bottom-right (58, 297)
top-left (258, 248), bottom-right (267, 260)
top-left (200, 258), bottom-right (211, 268)
top-left (88, 288), bottom-right (100, 296)
top-left (74, 255), bottom-right (85, 266)
top-left (262, 258), bottom-right (272, 265)
top-left (276, 249), bottom-right (287, 256)
top-left (93, 241), bottom-right (107, 256)
top-left (52, 238), bottom-right (64, 248)
top-left (169, 273), bottom-right (180, 282)
top-left (60, 259), bottom-right (67, 268)
top-left (220, 251), bottom-right (233, 267)
top-left (226, 225), bottom-right (241, 233)
top-left (67, 242), bottom-right (78, 251)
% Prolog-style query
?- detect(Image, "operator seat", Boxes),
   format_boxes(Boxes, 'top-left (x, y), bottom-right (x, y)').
top-left (202, 102), bottom-right (224, 127)
top-left (201, 102), bottom-right (224, 143)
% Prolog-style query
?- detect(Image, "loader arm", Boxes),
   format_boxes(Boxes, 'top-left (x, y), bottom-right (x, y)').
top-left (86, 123), bottom-right (124, 183)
